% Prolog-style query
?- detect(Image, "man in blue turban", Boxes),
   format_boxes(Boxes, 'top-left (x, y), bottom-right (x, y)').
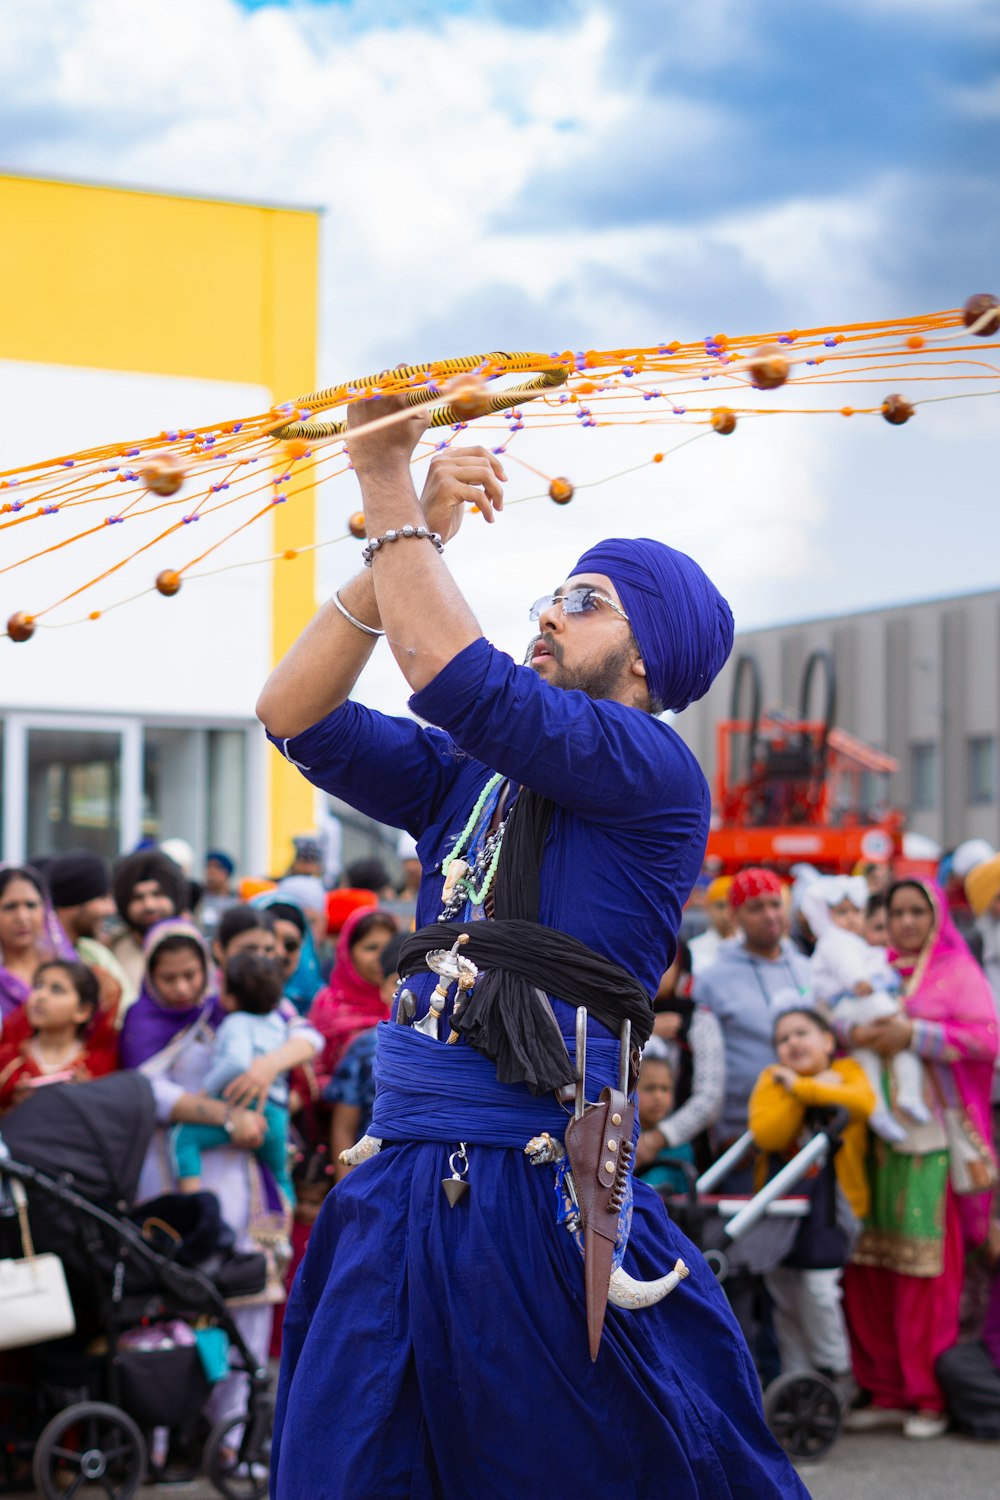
top-left (259, 419), bottom-right (808, 1500)
top-left (525, 536), bottom-right (734, 715)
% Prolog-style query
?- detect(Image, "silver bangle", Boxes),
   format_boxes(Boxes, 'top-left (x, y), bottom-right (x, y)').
top-left (330, 590), bottom-right (385, 637)
top-left (362, 524), bottom-right (444, 568)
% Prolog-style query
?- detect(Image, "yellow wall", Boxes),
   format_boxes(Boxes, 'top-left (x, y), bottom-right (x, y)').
top-left (0, 174), bottom-right (320, 871)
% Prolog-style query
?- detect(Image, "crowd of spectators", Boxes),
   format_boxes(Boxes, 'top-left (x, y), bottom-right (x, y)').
top-left (1, 832), bottom-right (999, 1451)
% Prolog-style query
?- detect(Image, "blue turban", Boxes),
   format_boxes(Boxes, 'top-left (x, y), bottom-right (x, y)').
top-left (572, 537), bottom-right (734, 713)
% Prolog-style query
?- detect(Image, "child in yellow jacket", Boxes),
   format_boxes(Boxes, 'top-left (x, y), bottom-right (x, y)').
top-left (749, 1007), bottom-right (877, 1393)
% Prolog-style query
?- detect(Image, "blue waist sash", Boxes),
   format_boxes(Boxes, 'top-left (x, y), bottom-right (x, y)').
top-left (370, 1021), bottom-right (623, 1149)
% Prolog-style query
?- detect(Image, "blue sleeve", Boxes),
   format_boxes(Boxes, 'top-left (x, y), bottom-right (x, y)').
top-left (202, 1014), bottom-right (256, 1096)
top-left (409, 637), bottom-right (704, 824)
top-left (268, 702), bottom-right (464, 837)
top-left (323, 1032), bottom-right (375, 1108)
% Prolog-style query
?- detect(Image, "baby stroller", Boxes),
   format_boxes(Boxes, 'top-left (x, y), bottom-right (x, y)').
top-left (665, 1107), bottom-right (853, 1463)
top-left (0, 1072), bottom-right (274, 1500)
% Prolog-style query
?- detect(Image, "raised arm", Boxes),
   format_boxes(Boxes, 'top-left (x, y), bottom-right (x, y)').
top-left (257, 425), bottom-right (507, 736)
top-left (346, 398), bottom-right (505, 693)
top-left (256, 571), bottom-right (383, 739)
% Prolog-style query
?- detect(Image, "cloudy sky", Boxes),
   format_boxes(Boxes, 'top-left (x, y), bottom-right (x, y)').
top-left (1, 0), bottom-right (997, 713)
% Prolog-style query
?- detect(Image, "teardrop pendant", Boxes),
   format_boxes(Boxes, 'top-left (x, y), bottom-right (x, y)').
top-left (442, 1142), bottom-right (470, 1207)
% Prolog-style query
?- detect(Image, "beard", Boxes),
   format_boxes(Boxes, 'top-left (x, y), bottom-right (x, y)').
top-left (525, 633), bottom-right (634, 702)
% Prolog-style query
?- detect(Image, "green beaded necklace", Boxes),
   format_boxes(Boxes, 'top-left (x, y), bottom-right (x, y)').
top-left (440, 772), bottom-right (505, 909)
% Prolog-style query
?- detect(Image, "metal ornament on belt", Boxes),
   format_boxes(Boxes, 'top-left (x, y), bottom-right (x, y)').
top-left (413, 933), bottom-right (479, 1041)
top-left (525, 1009), bottom-right (688, 1361)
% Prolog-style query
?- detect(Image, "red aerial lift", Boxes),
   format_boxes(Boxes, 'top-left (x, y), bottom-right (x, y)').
top-left (706, 650), bottom-right (903, 875)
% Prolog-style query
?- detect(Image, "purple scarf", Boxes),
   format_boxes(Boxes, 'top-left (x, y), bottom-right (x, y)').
top-left (119, 920), bottom-right (223, 1070)
top-left (0, 895), bottom-right (76, 1020)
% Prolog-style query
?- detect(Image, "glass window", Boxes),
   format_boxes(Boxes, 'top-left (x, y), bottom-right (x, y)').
top-left (142, 728), bottom-right (205, 851)
top-left (910, 743), bottom-right (938, 811)
top-left (207, 730), bottom-right (247, 873)
top-left (26, 728), bottom-right (122, 858)
top-left (142, 726), bottom-right (249, 875)
top-left (968, 737), bottom-right (995, 806)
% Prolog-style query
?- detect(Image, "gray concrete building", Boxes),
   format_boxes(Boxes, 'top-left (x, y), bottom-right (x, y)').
top-left (674, 588), bottom-right (1000, 853)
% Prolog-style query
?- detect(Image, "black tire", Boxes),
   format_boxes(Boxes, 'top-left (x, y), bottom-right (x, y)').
top-left (32, 1400), bottom-right (147, 1500)
top-left (763, 1371), bottom-right (841, 1461)
top-left (204, 1396), bottom-right (274, 1500)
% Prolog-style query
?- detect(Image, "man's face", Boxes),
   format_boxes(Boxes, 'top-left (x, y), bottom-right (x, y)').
top-left (526, 573), bottom-right (642, 706)
top-left (74, 893), bottom-right (115, 938)
top-left (217, 926), bottom-right (279, 965)
top-left (126, 879), bottom-right (176, 935)
top-left (204, 859), bottom-right (231, 895)
top-left (738, 892), bottom-right (786, 951)
top-left (707, 897), bottom-right (737, 938)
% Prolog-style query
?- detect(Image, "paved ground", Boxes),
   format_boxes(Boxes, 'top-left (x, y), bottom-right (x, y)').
top-left (132, 1430), bottom-right (999, 1500)
top-left (797, 1431), bottom-right (998, 1500)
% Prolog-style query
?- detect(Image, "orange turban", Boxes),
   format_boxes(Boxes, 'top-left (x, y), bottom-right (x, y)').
top-left (966, 856), bottom-right (1000, 918)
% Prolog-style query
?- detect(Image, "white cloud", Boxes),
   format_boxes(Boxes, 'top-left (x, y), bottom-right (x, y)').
top-left (0, 0), bottom-right (997, 724)
top-left (950, 75), bottom-right (1000, 118)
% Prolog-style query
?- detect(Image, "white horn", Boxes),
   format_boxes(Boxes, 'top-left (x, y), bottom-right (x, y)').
top-left (607, 1258), bottom-right (689, 1310)
top-left (339, 1134), bottom-right (383, 1166)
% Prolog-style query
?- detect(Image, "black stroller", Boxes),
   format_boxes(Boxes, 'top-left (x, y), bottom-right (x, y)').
top-left (664, 1108), bottom-right (853, 1463)
top-left (0, 1072), bottom-right (274, 1500)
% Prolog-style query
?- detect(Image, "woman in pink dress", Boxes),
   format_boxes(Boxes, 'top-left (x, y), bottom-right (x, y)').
top-left (844, 878), bottom-right (998, 1438)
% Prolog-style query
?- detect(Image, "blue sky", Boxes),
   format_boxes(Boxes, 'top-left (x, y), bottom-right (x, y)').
top-left (0, 0), bottom-right (997, 709)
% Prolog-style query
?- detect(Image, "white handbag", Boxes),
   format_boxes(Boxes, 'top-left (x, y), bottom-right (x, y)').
top-left (0, 1176), bottom-right (76, 1351)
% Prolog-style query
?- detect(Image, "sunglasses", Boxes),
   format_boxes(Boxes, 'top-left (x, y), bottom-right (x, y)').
top-left (528, 587), bottom-right (630, 625)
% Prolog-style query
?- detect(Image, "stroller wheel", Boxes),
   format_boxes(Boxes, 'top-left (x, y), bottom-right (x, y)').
top-left (703, 1248), bottom-right (729, 1281)
top-left (32, 1400), bottom-right (147, 1500)
top-left (763, 1372), bottom-right (841, 1461)
top-left (204, 1396), bottom-right (274, 1500)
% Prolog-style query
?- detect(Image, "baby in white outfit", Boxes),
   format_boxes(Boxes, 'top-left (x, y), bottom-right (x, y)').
top-left (805, 876), bottom-right (928, 1143)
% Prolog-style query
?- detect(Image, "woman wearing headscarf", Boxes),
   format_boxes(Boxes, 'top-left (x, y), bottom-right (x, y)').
top-left (0, 865), bottom-right (76, 1025)
top-left (843, 878), bottom-right (998, 1439)
top-left (307, 906), bottom-right (398, 1095)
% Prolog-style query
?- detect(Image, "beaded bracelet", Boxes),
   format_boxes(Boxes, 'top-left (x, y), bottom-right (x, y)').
top-left (362, 525), bottom-right (444, 568)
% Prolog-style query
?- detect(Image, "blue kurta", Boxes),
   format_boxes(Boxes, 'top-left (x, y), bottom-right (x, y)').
top-left (269, 638), bottom-right (809, 1499)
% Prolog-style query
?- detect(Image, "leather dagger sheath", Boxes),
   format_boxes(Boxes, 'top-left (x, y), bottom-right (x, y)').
top-left (563, 1085), bottom-right (635, 1361)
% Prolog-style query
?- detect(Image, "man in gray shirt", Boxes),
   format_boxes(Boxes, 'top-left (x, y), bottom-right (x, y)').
top-left (694, 868), bottom-right (814, 1148)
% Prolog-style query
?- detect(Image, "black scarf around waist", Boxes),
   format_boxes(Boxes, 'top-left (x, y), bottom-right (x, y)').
top-left (397, 786), bottom-right (652, 1096)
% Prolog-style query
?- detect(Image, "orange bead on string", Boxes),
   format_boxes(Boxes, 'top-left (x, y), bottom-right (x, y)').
top-left (348, 512), bottom-right (367, 539)
top-left (881, 395), bottom-right (914, 425)
top-left (156, 570), bottom-right (182, 597)
top-left (442, 372), bottom-right (491, 420)
top-left (140, 454), bottom-right (187, 497)
top-left (747, 345), bottom-right (791, 391)
top-left (548, 477), bottom-right (575, 504)
top-left (6, 612), bottom-right (34, 643)
top-left (711, 409), bottom-right (737, 436)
